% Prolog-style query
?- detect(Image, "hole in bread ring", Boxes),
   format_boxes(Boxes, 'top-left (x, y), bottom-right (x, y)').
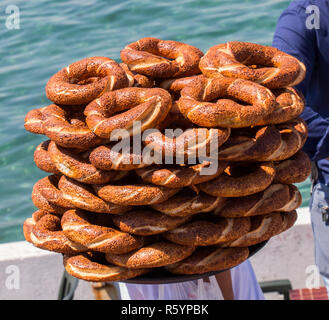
top-left (163, 217), bottom-right (250, 246)
top-left (274, 150), bottom-right (311, 184)
top-left (120, 37), bottom-right (203, 78)
top-left (199, 42), bottom-right (306, 89)
top-left (120, 63), bottom-right (155, 88)
top-left (46, 57), bottom-right (129, 105)
top-left (63, 252), bottom-right (148, 282)
top-left (84, 87), bottom-right (172, 139)
top-left (177, 76), bottom-right (276, 128)
top-left (61, 209), bottom-right (145, 254)
top-left (105, 242), bottom-right (195, 269)
top-left (112, 209), bottom-right (190, 236)
top-left (29, 212), bottom-right (87, 254)
top-left (166, 246), bottom-right (249, 275)
top-left (199, 162), bottom-right (275, 197)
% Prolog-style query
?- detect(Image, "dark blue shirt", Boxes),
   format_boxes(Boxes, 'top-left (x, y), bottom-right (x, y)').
top-left (273, 0), bottom-right (329, 184)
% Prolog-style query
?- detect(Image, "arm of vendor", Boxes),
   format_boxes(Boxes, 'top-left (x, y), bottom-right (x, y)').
top-left (272, 0), bottom-right (329, 182)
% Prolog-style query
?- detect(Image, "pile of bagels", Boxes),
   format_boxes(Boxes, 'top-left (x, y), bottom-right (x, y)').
top-left (23, 37), bottom-right (311, 282)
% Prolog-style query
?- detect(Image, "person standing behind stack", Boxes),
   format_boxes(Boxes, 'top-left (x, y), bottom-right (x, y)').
top-left (273, 0), bottom-right (329, 294)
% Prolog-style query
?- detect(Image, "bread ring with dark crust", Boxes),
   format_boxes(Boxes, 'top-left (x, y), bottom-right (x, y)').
top-left (275, 185), bottom-right (302, 213)
top-left (144, 127), bottom-right (230, 162)
top-left (280, 210), bottom-right (298, 233)
top-left (217, 125), bottom-right (281, 161)
top-left (166, 246), bottom-right (249, 275)
top-left (23, 210), bottom-right (48, 243)
top-left (120, 63), bottom-right (155, 88)
top-left (112, 209), bottom-right (190, 236)
top-left (34, 140), bottom-right (61, 174)
top-left (105, 242), bottom-right (195, 268)
top-left (58, 176), bottom-right (131, 214)
top-left (63, 253), bottom-right (148, 282)
top-left (32, 177), bottom-right (68, 215)
top-left (221, 212), bottom-right (287, 247)
top-left (93, 181), bottom-right (180, 206)
top-left (258, 117), bottom-right (308, 161)
top-left (89, 143), bottom-right (153, 171)
top-left (61, 209), bottom-right (145, 254)
top-left (84, 87), bottom-right (172, 139)
top-left (46, 57), bottom-right (129, 105)
top-left (120, 37), bottom-right (203, 78)
top-left (41, 104), bottom-right (104, 150)
top-left (177, 76), bottom-right (276, 128)
top-left (136, 162), bottom-right (227, 189)
top-left (29, 212), bottom-right (87, 254)
top-left (274, 151), bottom-right (311, 184)
top-left (213, 184), bottom-right (291, 218)
top-left (199, 41), bottom-right (306, 89)
top-left (163, 217), bottom-right (250, 246)
top-left (255, 87), bottom-right (305, 125)
top-left (48, 141), bottom-right (127, 184)
top-left (151, 191), bottom-right (224, 217)
top-left (199, 162), bottom-right (275, 197)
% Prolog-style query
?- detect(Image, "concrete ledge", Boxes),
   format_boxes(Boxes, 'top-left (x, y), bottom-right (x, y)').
top-left (0, 208), bottom-right (317, 300)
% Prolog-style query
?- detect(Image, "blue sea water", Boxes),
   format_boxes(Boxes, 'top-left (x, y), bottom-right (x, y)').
top-left (0, 0), bottom-right (311, 243)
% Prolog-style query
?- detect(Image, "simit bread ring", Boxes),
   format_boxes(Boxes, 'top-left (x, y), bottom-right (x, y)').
top-left (136, 162), bottom-right (227, 189)
top-left (29, 212), bottom-right (87, 254)
top-left (61, 209), bottom-right (145, 254)
top-left (151, 191), bottom-right (224, 217)
top-left (280, 210), bottom-right (298, 233)
top-left (274, 151), bottom-right (311, 184)
top-left (105, 242), bottom-right (195, 268)
top-left (221, 212), bottom-right (288, 247)
top-left (24, 106), bottom-right (48, 135)
top-left (23, 210), bottom-right (48, 243)
top-left (166, 246), bottom-right (249, 275)
top-left (34, 140), bottom-right (61, 174)
top-left (63, 252), bottom-right (148, 282)
top-left (213, 184), bottom-right (291, 218)
top-left (46, 57), bottom-right (129, 105)
top-left (58, 175), bottom-right (131, 214)
top-left (120, 63), bottom-right (155, 88)
top-left (163, 217), bottom-right (250, 246)
top-left (84, 87), bottom-right (172, 139)
top-left (144, 127), bottom-right (230, 162)
top-left (89, 143), bottom-right (154, 171)
top-left (199, 162), bottom-right (275, 197)
top-left (275, 185), bottom-right (302, 213)
top-left (177, 75), bottom-right (276, 128)
top-left (112, 209), bottom-right (190, 236)
top-left (32, 177), bottom-right (68, 214)
top-left (120, 37), bottom-right (203, 78)
top-left (47, 141), bottom-right (127, 184)
top-left (199, 41), bottom-right (306, 89)
top-left (257, 117), bottom-right (308, 161)
top-left (94, 181), bottom-right (180, 206)
top-left (217, 125), bottom-right (281, 161)
top-left (255, 87), bottom-right (305, 125)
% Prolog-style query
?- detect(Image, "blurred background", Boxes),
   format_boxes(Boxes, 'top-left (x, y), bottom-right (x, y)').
top-left (0, 0), bottom-right (310, 244)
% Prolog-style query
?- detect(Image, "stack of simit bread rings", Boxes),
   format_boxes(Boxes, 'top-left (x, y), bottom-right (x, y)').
top-left (23, 38), bottom-right (311, 282)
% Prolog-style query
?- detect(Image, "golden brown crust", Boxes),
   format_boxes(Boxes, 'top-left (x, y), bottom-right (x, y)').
top-left (112, 209), bottom-right (190, 235)
top-left (63, 253), bottom-right (148, 282)
top-left (34, 140), bottom-right (61, 174)
top-left (274, 151), bottom-right (311, 184)
top-left (177, 76), bottom-right (276, 128)
top-left (163, 217), bottom-right (250, 246)
top-left (199, 162), bottom-right (275, 197)
top-left (166, 247), bottom-right (249, 275)
top-left (23, 210), bottom-right (48, 243)
top-left (84, 87), bottom-right (172, 139)
top-left (199, 42), bottom-right (306, 89)
top-left (105, 242), bottom-right (195, 268)
top-left (46, 57), bottom-right (129, 105)
top-left (213, 184), bottom-right (292, 218)
top-left (120, 37), bottom-right (203, 78)
top-left (61, 209), bottom-right (145, 254)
